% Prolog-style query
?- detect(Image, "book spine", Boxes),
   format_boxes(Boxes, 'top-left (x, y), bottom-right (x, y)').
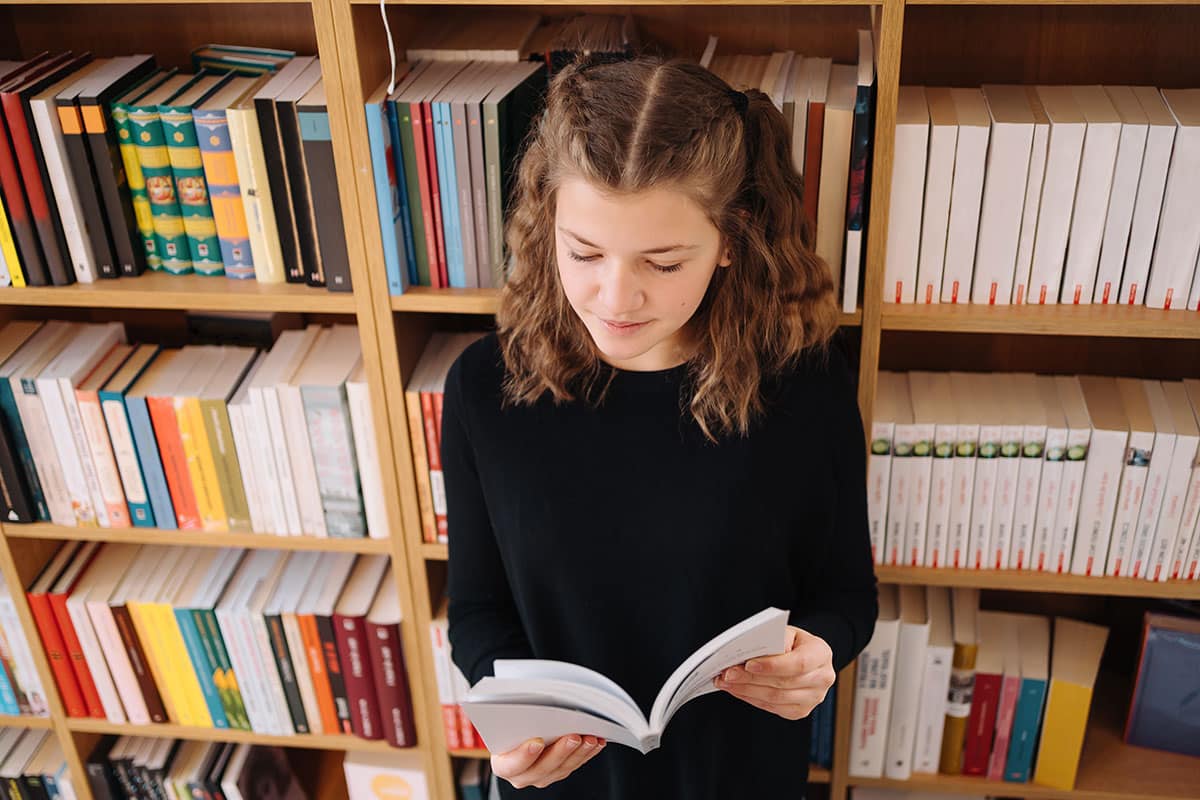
top-left (0, 381), bottom-right (47, 520)
top-left (1071, 427), bottom-right (1125, 576)
top-left (1129, 432), bottom-right (1173, 579)
top-left (1170, 461), bottom-right (1200, 579)
top-left (265, 613), bottom-right (309, 733)
top-left (990, 424), bottom-right (1024, 569)
top-left (387, 98), bottom-right (422, 286)
top-left (160, 601), bottom-right (213, 727)
top-left (925, 424), bottom-right (956, 568)
top-left (124, 394), bottom-right (176, 529)
top-left (111, 102), bottom-right (161, 270)
top-left (406, 389), bottom-right (437, 543)
top-left (37, 376), bottom-right (100, 527)
top-left (14, 376), bottom-right (74, 525)
top-left (0, 189), bottom-right (21, 286)
top-left (252, 96), bottom-right (303, 283)
top-left (127, 599), bottom-right (182, 723)
top-left (86, 599), bottom-right (150, 724)
top-left (246, 387), bottom-right (288, 534)
top-left (939, 642), bottom-right (978, 774)
top-left (316, 613), bottom-right (352, 733)
top-left (56, 101), bottom-right (115, 280)
top-left (299, 106), bottom-right (351, 291)
top-left (969, 423), bottom-right (1002, 569)
top-left (227, 107), bottom-right (284, 283)
top-left (912, 645), bottom-right (952, 774)
top-left (174, 608), bottom-right (229, 728)
top-left (30, 97), bottom-right (96, 282)
top-left (423, 101), bottom-right (448, 288)
top-left (0, 622), bottom-right (30, 714)
top-left (99, 392), bottom-right (154, 527)
top-left (987, 674), bottom-right (1022, 781)
top-left (409, 100), bottom-right (436, 286)
top-left (227, 397), bottom-right (266, 534)
top-left (129, 105), bottom-right (193, 274)
top-left (1004, 678), bottom-right (1047, 782)
top-left (884, 429), bottom-right (911, 566)
top-left (299, 612), bottom-right (339, 734)
top-left (77, 388), bottom-right (132, 528)
top-left (0, 594), bottom-right (47, 714)
top-left (282, 611), bottom-right (323, 733)
top-left (197, 608), bottom-right (250, 731)
top-left (279, 384), bottom-right (326, 537)
top-left (276, 99), bottom-right (322, 287)
top-left (146, 395), bottom-right (200, 529)
top-left (450, 101), bottom-right (477, 289)
top-left (160, 104), bottom-right (224, 275)
top-left (0, 405), bottom-right (35, 523)
top-left (962, 671), bottom-right (1002, 775)
top-left (1, 91), bottom-right (67, 285)
top-left (434, 103), bottom-right (464, 288)
top-left (200, 398), bottom-right (251, 533)
top-left (366, 617), bottom-right (416, 748)
top-left (429, 616), bottom-right (460, 749)
top-left (110, 603), bottom-right (166, 723)
top-left (302, 385), bottom-right (365, 538)
top-left (0, 654), bottom-right (18, 715)
top-left (368, 100), bottom-right (406, 295)
top-left (905, 423), bottom-right (935, 567)
top-left (843, 81), bottom-right (873, 312)
top-left (466, 98), bottom-right (491, 287)
top-left (1106, 435), bottom-right (1151, 577)
top-left (176, 396), bottom-right (228, 532)
top-left (248, 609), bottom-right (293, 734)
top-left (1148, 435), bottom-right (1197, 581)
top-left (47, 590), bottom-right (105, 718)
top-left (0, 110), bottom-right (48, 284)
top-left (1051, 428), bottom-right (1090, 573)
top-left (347, 378), bottom-right (389, 539)
top-left (1030, 427), bottom-right (1066, 571)
top-left (81, 98), bottom-right (147, 277)
top-left (27, 591), bottom-right (87, 717)
top-left (215, 606), bottom-right (272, 733)
top-left (333, 612), bottom-right (381, 739)
top-left (847, 624), bottom-right (898, 778)
top-left (194, 107), bottom-right (254, 279)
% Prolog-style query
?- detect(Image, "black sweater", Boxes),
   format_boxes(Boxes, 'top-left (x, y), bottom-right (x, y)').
top-left (445, 333), bottom-right (878, 799)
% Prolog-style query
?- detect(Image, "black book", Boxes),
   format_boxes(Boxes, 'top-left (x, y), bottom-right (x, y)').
top-left (264, 612), bottom-right (310, 734)
top-left (252, 56), bottom-right (314, 284)
top-left (203, 743), bottom-right (236, 800)
top-left (84, 737), bottom-right (120, 800)
top-left (274, 59), bottom-right (324, 288)
top-left (316, 613), bottom-right (352, 733)
top-left (77, 54), bottom-right (157, 277)
top-left (297, 77), bottom-right (351, 292)
top-left (0, 418), bottom-right (34, 523)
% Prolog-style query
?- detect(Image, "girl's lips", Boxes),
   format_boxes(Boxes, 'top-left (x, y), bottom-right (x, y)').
top-left (601, 319), bottom-right (650, 334)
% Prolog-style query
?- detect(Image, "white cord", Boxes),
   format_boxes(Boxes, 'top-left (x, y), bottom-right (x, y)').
top-left (381, 0), bottom-right (397, 93)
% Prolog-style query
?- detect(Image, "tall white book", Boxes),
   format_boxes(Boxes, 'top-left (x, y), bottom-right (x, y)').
top-left (973, 86), bottom-right (1034, 305)
top-left (849, 584), bottom-right (900, 778)
top-left (1013, 88), bottom-right (1050, 306)
top-left (1148, 383), bottom-right (1200, 581)
top-left (916, 88), bottom-right (958, 305)
top-left (1093, 87), bottom-right (1149, 304)
top-left (1121, 88), bottom-right (1176, 306)
top-left (912, 586), bottom-right (953, 774)
top-left (1060, 86), bottom-right (1122, 305)
top-left (1073, 376), bottom-right (1129, 576)
top-left (1104, 378), bottom-right (1154, 577)
top-left (1169, 381), bottom-right (1200, 580)
top-left (884, 585), bottom-right (930, 780)
top-left (868, 376), bottom-right (896, 564)
top-left (1027, 87), bottom-right (1086, 305)
top-left (904, 377), bottom-right (936, 569)
top-left (1051, 376), bottom-right (1093, 574)
top-left (815, 64), bottom-right (858, 296)
top-left (947, 373), bottom-right (980, 569)
top-left (884, 87), bottom-right (930, 304)
top-left (912, 372), bottom-right (956, 568)
top-left (883, 372), bottom-right (916, 566)
top-left (988, 375), bottom-right (1025, 569)
top-left (968, 373), bottom-right (1003, 570)
top-left (1030, 375), bottom-right (1068, 572)
top-left (1147, 89), bottom-right (1200, 309)
top-left (1009, 374), bottom-right (1047, 570)
top-left (940, 89), bottom-right (990, 304)
top-left (1128, 381), bottom-right (1175, 579)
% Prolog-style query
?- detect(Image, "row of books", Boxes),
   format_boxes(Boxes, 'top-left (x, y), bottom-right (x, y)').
top-left (849, 585), bottom-right (1110, 791)
top-left (885, 85), bottom-right (1200, 308)
top-left (27, 542), bottom-right (416, 748)
top-left (86, 737), bottom-right (305, 800)
top-left (0, 320), bottom-right (390, 540)
top-left (0, 574), bottom-right (46, 718)
top-left (0, 729), bottom-right (73, 799)
top-left (0, 46), bottom-right (353, 289)
top-left (705, 34), bottom-right (876, 315)
top-left (870, 371), bottom-right (1200, 581)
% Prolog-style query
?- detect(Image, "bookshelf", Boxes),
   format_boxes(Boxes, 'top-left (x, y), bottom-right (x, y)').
top-left (0, 1), bottom-right (1196, 799)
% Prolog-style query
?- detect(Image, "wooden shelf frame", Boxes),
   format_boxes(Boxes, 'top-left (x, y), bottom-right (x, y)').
top-left (2, 524), bottom-right (393, 554)
top-left (65, 719), bottom-right (403, 754)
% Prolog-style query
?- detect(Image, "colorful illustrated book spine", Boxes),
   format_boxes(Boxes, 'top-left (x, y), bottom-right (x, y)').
top-left (194, 105), bottom-right (255, 279)
top-left (111, 98), bottom-right (162, 270)
top-left (129, 102), bottom-right (193, 274)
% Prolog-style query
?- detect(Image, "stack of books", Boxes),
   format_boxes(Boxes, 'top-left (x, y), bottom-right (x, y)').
top-left (28, 543), bottom-right (416, 746)
top-left (849, 585), bottom-right (1110, 792)
top-left (885, 85), bottom-right (1200, 309)
top-left (87, 737), bottom-right (306, 800)
top-left (0, 320), bottom-right (389, 540)
top-left (0, 729), bottom-right (73, 798)
top-left (0, 47), bottom-right (352, 290)
top-left (429, 597), bottom-right (481, 751)
top-left (871, 371), bottom-right (1200, 581)
top-left (0, 573), bottom-right (47, 718)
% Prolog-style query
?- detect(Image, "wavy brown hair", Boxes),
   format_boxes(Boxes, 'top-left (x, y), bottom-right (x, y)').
top-left (497, 55), bottom-right (840, 441)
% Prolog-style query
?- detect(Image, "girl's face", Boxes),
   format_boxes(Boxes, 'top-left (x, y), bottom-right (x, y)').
top-left (555, 177), bottom-right (730, 372)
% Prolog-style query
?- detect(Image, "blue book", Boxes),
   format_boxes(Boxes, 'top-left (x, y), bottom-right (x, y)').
top-left (365, 91), bottom-right (409, 296)
top-left (98, 344), bottom-right (162, 528)
top-left (124, 351), bottom-right (177, 530)
top-left (175, 607), bottom-right (229, 728)
top-left (386, 97), bottom-right (419, 288)
top-left (434, 101), bottom-right (465, 287)
top-left (0, 659), bottom-right (21, 715)
top-left (1005, 615), bottom-right (1050, 782)
top-left (1125, 612), bottom-right (1200, 758)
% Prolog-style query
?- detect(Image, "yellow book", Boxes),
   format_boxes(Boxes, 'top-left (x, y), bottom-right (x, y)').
top-left (152, 600), bottom-right (212, 728)
top-left (0, 191), bottom-right (24, 287)
top-left (173, 347), bottom-right (228, 532)
top-left (939, 588), bottom-right (980, 774)
top-left (227, 94), bottom-right (285, 283)
top-left (127, 596), bottom-right (182, 724)
top-left (1033, 617), bottom-right (1109, 790)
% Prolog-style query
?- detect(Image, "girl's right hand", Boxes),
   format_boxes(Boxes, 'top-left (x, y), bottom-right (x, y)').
top-left (491, 735), bottom-right (607, 789)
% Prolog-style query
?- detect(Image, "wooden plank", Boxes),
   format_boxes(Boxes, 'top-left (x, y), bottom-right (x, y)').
top-left (882, 303), bottom-right (1200, 339)
top-left (3, 523), bottom-right (392, 554)
top-left (66, 718), bottom-right (400, 753)
top-left (876, 565), bottom-right (1200, 600)
top-left (0, 714), bottom-right (52, 729)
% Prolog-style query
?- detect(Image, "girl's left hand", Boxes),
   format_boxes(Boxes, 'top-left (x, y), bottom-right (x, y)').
top-left (713, 625), bottom-right (836, 721)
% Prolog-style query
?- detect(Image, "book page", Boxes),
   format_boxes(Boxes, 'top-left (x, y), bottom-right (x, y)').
top-left (467, 677), bottom-right (650, 738)
top-left (464, 702), bottom-right (651, 754)
top-left (494, 659), bottom-right (642, 719)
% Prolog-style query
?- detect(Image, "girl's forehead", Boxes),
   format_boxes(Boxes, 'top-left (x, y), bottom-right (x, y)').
top-left (555, 179), bottom-right (717, 241)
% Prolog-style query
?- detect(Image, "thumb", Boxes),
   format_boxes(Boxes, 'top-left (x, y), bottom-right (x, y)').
top-left (492, 738), bottom-right (545, 777)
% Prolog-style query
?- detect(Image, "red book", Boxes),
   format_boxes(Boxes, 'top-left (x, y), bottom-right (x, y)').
top-left (332, 555), bottom-right (389, 741)
top-left (421, 99), bottom-right (448, 288)
top-left (25, 542), bottom-right (87, 717)
top-left (146, 392), bottom-right (201, 529)
top-left (963, 612), bottom-right (1005, 776)
top-left (420, 391), bottom-right (445, 541)
top-left (365, 566), bottom-right (417, 748)
top-left (46, 541), bottom-right (105, 719)
top-left (408, 100), bottom-right (440, 285)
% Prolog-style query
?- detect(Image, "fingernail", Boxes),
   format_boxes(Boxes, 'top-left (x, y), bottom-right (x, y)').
top-left (725, 667), bottom-right (741, 682)
top-left (582, 736), bottom-right (596, 749)
top-left (746, 661), bottom-right (762, 673)
top-left (528, 740), bottom-right (544, 755)
top-left (566, 735), bottom-right (582, 748)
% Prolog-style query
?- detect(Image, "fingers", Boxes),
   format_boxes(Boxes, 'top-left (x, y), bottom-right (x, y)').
top-left (539, 735), bottom-right (606, 786)
top-left (722, 684), bottom-right (811, 720)
top-left (500, 735), bottom-right (607, 790)
top-left (492, 738), bottom-right (548, 779)
top-left (717, 663), bottom-right (835, 691)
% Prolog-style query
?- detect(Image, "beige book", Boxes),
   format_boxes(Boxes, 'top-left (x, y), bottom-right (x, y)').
top-left (815, 64), bottom-right (857, 295)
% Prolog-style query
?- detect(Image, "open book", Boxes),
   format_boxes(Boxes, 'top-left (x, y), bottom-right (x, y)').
top-left (462, 607), bottom-right (789, 754)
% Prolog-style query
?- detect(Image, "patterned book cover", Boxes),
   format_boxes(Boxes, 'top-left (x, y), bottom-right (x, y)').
top-left (111, 73), bottom-right (172, 271)
top-left (302, 384), bottom-right (366, 538)
top-left (194, 102), bottom-right (255, 278)
top-left (129, 96), bottom-right (193, 274)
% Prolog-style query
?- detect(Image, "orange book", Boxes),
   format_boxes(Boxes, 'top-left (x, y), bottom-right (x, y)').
top-left (422, 390), bottom-right (446, 541)
top-left (26, 543), bottom-right (87, 717)
top-left (48, 541), bottom-right (105, 718)
top-left (405, 388), bottom-right (437, 543)
top-left (299, 611), bottom-right (339, 734)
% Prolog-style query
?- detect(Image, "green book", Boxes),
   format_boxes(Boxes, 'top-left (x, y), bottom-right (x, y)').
top-left (160, 70), bottom-right (233, 276)
top-left (129, 71), bottom-right (194, 274)
top-left (112, 70), bottom-right (174, 271)
top-left (391, 96), bottom-right (429, 286)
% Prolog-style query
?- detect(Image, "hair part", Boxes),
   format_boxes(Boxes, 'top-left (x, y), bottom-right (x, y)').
top-left (497, 55), bottom-right (840, 441)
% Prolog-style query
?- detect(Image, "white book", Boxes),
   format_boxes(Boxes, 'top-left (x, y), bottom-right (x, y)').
top-left (429, 603), bottom-right (459, 745)
top-left (1093, 87), bottom-right (1149, 304)
top-left (882, 373), bottom-right (915, 566)
top-left (279, 331), bottom-right (330, 537)
top-left (86, 545), bottom-right (149, 725)
top-left (988, 375), bottom-right (1025, 570)
top-left (64, 542), bottom-right (126, 724)
top-left (904, 381), bottom-right (936, 569)
top-left (1060, 86), bottom-right (1121, 305)
top-left (343, 751), bottom-right (430, 800)
top-left (884, 585), bottom-right (929, 781)
top-left (216, 550), bottom-right (278, 733)
top-left (0, 580), bottom-right (47, 715)
top-left (37, 323), bottom-right (126, 527)
top-left (227, 105), bottom-right (286, 284)
top-left (816, 64), bottom-right (857, 297)
top-left (1073, 376), bottom-right (1129, 576)
top-left (947, 373), bottom-right (980, 569)
top-left (1128, 381), bottom-right (1174, 579)
top-left (1013, 88), bottom-right (1050, 305)
top-left (1147, 90), bottom-right (1200, 309)
top-left (227, 354), bottom-right (267, 534)
top-left (912, 586), bottom-right (953, 774)
top-left (884, 86), bottom-right (929, 304)
top-left (246, 552), bottom-right (294, 733)
top-left (916, 88), bottom-right (958, 305)
top-left (912, 372), bottom-right (955, 568)
top-left (267, 552), bottom-right (323, 732)
top-left (968, 373), bottom-right (1002, 570)
top-left (1027, 87), bottom-right (1086, 305)
top-left (1105, 378), bottom-right (1154, 577)
top-left (1148, 383), bottom-right (1200, 581)
top-left (940, 89), bottom-right (990, 304)
top-left (346, 361), bottom-right (390, 539)
top-left (1121, 88), bottom-right (1176, 306)
top-left (1009, 374), bottom-right (1047, 569)
top-left (788, 57), bottom-right (811, 179)
top-left (1171, 380), bottom-right (1200, 580)
top-left (465, 608), bottom-right (790, 755)
top-left (849, 586), bottom-right (900, 777)
top-left (1051, 376), bottom-right (1093, 574)
top-left (868, 379), bottom-right (895, 565)
top-left (973, 86), bottom-right (1034, 305)
top-left (1186, 511), bottom-right (1200, 580)
top-left (1030, 376), bottom-right (1068, 572)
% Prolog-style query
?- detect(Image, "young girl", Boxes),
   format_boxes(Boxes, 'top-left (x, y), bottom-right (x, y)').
top-left (445, 56), bottom-right (878, 798)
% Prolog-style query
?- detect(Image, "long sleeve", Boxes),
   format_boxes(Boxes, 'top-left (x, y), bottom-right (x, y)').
top-left (790, 344), bottom-right (879, 672)
top-left (443, 354), bottom-right (534, 686)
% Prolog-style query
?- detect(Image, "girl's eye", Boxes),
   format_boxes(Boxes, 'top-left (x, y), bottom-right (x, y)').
top-left (568, 251), bottom-right (600, 263)
top-left (652, 263), bottom-right (683, 274)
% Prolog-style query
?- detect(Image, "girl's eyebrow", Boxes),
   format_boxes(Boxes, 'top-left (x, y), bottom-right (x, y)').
top-left (558, 227), bottom-right (699, 255)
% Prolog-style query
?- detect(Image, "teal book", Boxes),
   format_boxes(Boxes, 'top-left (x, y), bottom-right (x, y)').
top-left (197, 607), bottom-right (251, 730)
top-left (111, 70), bottom-right (174, 271)
top-left (0, 379), bottom-right (47, 521)
top-left (175, 607), bottom-right (230, 728)
top-left (129, 71), bottom-right (194, 274)
top-left (98, 343), bottom-right (160, 528)
top-left (160, 70), bottom-right (234, 275)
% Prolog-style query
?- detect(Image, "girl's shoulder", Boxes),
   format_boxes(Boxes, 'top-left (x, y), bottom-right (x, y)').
top-left (445, 332), bottom-right (507, 409)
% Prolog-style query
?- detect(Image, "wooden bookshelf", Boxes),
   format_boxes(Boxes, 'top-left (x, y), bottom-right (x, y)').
top-left (875, 565), bottom-right (1200, 600)
top-left (421, 543), bottom-right (448, 561)
top-left (881, 303), bottom-right (1200, 339)
top-left (2, 523), bottom-right (393, 554)
top-left (0, 715), bottom-right (53, 730)
top-left (65, 719), bottom-right (400, 754)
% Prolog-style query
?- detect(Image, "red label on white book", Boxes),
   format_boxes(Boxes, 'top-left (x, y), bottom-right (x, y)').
top-left (895, 282), bottom-right (902, 304)
top-left (1015, 285), bottom-right (1025, 305)
top-left (1101, 282), bottom-right (1111, 304)
top-left (1038, 286), bottom-right (1047, 304)
top-left (951, 281), bottom-right (960, 304)
top-left (1072, 285), bottom-right (1082, 304)
top-left (1128, 284), bottom-right (1138, 305)
top-left (1165, 289), bottom-right (1174, 309)
top-left (989, 283), bottom-right (997, 304)
top-left (925, 285), bottom-right (933, 304)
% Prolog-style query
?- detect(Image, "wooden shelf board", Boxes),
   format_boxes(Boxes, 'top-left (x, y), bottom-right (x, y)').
top-left (450, 748), bottom-right (492, 759)
top-left (875, 565), bottom-right (1200, 600)
top-left (881, 303), bottom-right (1200, 339)
top-left (65, 719), bottom-right (408, 752)
top-left (422, 542), bottom-right (449, 561)
top-left (3, 523), bottom-right (392, 554)
top-left (0, 272), bottom-right (354, 313)
top-left (0, 714), bottom-right (52, 729)
top-left (392, 287), bottom-right (863, 327)
top-left (357, 0), bottom-right (879, 5)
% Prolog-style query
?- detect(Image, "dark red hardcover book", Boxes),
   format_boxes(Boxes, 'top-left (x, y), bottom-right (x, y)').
top-left (332, 611), bottom-right (382, 740)
top-left (365, 617), bottom-right (416, 748)
top-left (962, 668), bottom-right (1002, 775)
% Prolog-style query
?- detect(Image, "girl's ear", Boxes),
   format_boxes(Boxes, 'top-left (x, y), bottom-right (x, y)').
top-left (718, 248), bottom-right (732, 268)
